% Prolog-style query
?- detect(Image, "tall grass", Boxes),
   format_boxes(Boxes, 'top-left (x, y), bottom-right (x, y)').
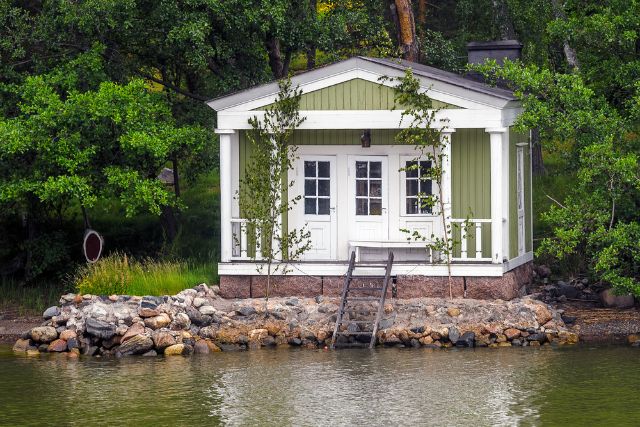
top-left (0, 278), bottom-right (69, 315)
top-left (73, 253), bottom-right (218, 297)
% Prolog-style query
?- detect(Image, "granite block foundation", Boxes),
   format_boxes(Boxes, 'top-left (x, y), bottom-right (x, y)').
top-left (220, 262), bottom-right (533, 301)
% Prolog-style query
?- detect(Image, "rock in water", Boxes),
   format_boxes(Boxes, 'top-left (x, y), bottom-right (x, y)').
top-left (117, 334), bottom-right (154, 356)
top-left (43, 306), bottom-right (61, 320)
top-left (30, 326), bottom-right (58, 343)
top-left (121, 323), bottom-right (145, 343)
top-left (48, 339), bottom-right (68, 352)
top-left (448, 326), bottom-right (460, 344)
top-left (194, 340), bottom-right (210, 354)
top-left (504, 328), bottom-right (521, 340)
top-left (164, 344), bottom-right (185, 356)
top-left (12, 339), bottom-right (30, 352)
top-left (600, 289), bottom-right (635, 309)
top-left (455, 332), bottom-right (475, 348)
top-left (152, 330), bottom-right (177, 350)
top-left (85, 318), bottom-right (116, 340)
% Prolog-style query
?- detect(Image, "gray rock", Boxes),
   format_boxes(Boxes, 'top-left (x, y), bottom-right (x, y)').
top-left (218, 343), bottom-right (242, 352)
top-left (527, 333), bottom-right (547, 343)
top-left (193, 297), bottom-right (207, 308)
top-left (285, 298), bottom-right (299, 306)
top-left (142, 350), bottom-right (157, 357)
top-left (186, 306), bottom-right (210, 326)
top-left (512, 339), bottom-right (522, 346)
top-left (199, 305), bottom-right (216, 316)
top-left (43, 306), bottom-right (60, 320)
top-left (288, 337), bottom-right (302, 346)
top-left (455, 331), bottom-right (475, 348)
top-left (315, 295), bottom-right (324, 304)
top-left (600, 289), bottom-right (635, 309)
top-left (85, 318), bottom-right (116, 340)
top-left (557, 283), bottom-right (579, 299)
top-left (30, 326), bottom-right (58, 343)
top-left (117, 334), bottom-right (154, 356)
top-left (410, 338), bottom-right (421, 348)
top-left (237, 306), bottom-right (257, 317)
top-left (378, 318), bottom-right (394, 330)
top-left (448, 326), bottom-right (460, 343)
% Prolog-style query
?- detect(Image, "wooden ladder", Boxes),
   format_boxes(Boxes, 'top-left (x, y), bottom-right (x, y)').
top-left (330, 251), bottom-right (394, 349)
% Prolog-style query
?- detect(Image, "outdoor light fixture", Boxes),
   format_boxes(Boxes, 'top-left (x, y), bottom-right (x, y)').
top-left (360, 129), bottom-right (371, 148)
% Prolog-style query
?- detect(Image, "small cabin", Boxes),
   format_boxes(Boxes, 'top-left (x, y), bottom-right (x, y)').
top-left (208, 55), bottom-right (533, 300)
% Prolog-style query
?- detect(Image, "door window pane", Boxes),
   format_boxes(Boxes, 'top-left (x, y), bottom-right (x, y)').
top-left (369, 161), bottom-right (382, 178)
top-left (356, 198), bottom-right (368, 215)
top-left (369, 180), bottom-right (381, 197)
top-left (305, 198), bottom-right (316, 215)
top-left (318, 180), bottom-right (330, 197)
top-left (355, 161), bottom-right (368, 178)
top-left (356, 180), bottom-right (368, 196)
top-left (318, 161), bottom-right (330, 178)
top-left (305, 179), bottom-right (316, 196)
top-left (406, 180), bottom-right (418, 197)
top-left (318, 198), bottom-right (330, 215)
top-left (370, 199), bottom-right (382, 215)
top-left (304, 161), bottom-right (316, 178)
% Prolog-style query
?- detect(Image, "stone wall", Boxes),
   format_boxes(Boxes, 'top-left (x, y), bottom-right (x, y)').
top-left (13, 280), bottom-right (578, 358)
top-left (219, 262), bottom-right (533, 300)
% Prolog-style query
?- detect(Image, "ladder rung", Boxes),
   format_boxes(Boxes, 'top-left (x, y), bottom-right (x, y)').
top-left (333, 342), bottom-right (370, 348)
top-left (348, 287), bottom-right (383, 291)
top-left (337, 331), bottom-right (373, 336)
top-left (349, 275), bottom-right (387, 280)
top-left (346, 297), bottom-right (380, 302)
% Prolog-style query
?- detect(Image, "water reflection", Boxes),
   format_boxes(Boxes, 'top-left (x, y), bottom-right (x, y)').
top-left (1, 346), bottom-right (640, 426)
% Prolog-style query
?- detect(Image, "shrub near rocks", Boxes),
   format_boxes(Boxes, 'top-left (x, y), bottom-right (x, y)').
top-left (14, 285), bottom-right (580, 357)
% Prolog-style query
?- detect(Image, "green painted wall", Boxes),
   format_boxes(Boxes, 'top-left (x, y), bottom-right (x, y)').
top-left (290, 129), bottom-right (399, 145)
top-left (258, 79), bottom-right (459, 110)
top-left (450, 129), bottom-right (492, 258)
top-left (508, 128), bottom-right (532, 259)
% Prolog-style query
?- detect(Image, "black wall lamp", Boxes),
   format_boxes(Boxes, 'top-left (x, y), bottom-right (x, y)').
top-left (360, 129), bottom-right (371, 148)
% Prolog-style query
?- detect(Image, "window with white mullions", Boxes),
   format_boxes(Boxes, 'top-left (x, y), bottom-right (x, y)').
top-left (355, 160), bottom-right (383, 216)
top-left (405, 160), bottom-right (433, 214)
top-left (304, 160), bottom-right (330, 215)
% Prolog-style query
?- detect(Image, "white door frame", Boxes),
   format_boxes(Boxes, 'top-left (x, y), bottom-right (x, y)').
top-left (296, 155), bottom-right (337, 260)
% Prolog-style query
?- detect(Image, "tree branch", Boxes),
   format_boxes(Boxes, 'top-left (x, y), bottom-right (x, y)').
top-left (139, 73), bottom-right (208, 101)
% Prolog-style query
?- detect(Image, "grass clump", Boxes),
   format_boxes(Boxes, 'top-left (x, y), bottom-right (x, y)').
top-left (73, 253), bottom-right (217, 297)
top-left (0, 278), bottom-right (69, 316)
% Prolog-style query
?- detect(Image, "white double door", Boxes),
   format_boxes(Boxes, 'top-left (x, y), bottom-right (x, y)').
top-left (297, 155), bottom-right (389, 260)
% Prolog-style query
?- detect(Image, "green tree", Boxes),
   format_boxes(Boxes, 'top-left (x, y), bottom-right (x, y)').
top-left (237, 79), bottom-right (311, 308)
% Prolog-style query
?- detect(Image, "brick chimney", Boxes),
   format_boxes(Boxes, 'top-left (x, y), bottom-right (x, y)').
top-left (466, 40), bottom-right (522, 84)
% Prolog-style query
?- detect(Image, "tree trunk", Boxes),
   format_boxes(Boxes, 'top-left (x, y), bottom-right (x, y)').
top-left (265, 35), bottom-right (285, 79)
top-left (551, 0), bottom-right (580, 70)
top-left (417, 0), bottom-right (427, 26)
top-left (531, 128), bottom-right (546, 176)
top-left (306, 0), bottom-right (317, 70)
top-left (389, 0), bottom-right (420, 62)
top-left (160, 205), bottom-right (179, 242)
top-left (491, 0), bottom-right (517, 40)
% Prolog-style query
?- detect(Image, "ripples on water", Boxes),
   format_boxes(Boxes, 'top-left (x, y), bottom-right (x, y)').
top-left (1, 345), bottom-right (640, 426)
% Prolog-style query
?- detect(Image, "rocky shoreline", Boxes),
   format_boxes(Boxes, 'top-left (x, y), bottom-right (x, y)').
top-left (12, 284), bottom-right (581, 357)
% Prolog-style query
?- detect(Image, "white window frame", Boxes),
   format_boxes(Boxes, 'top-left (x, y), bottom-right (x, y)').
top-left (399, 155), bottom-right (440, 217)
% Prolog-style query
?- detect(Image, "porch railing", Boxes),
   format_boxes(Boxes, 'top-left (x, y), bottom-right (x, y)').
top-left (450, 218), bottom-right (492, 262)
top-left (230, 218), bottom-right (261, 261)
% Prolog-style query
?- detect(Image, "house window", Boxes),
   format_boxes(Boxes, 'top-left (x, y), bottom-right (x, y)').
top-left (355, 160), bottom-right (382, 215)
top-left (405, 160), bottom-right (432, 214)
top-left (304, 160), bottom-right (330, 215)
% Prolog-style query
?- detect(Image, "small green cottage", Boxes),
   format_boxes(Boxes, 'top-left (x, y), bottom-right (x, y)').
top-left (208, 56), bottom-right (533, 300)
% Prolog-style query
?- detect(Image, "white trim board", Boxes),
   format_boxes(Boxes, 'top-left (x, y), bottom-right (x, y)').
top-left (503, 251), bottom-right (534, 273)
top-left (217, 109), bottom-right (518, 131)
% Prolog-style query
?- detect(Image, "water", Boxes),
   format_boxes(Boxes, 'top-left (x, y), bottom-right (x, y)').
top-left (1, 345), bottom-right (639, 426)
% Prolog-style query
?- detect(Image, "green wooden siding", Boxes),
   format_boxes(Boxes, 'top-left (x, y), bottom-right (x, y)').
top-left (508, 128), bottom-right (532, 259)
top-left (258, 78), bottom-right (460, 110)
top-left (290, 129), bottom-right (399, 145)
top-left (450, 129), bottom-right (492, 258)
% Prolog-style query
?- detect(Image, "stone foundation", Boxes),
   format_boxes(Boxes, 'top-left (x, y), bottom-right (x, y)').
top-left (220, 262), bottom-right (533, 300)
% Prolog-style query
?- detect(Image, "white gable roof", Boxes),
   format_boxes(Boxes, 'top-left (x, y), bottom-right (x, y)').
top-left (207, 56), bottom-right (519, 112)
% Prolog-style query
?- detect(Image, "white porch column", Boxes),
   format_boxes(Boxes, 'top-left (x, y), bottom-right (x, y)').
top-left (440, 129), bottom-right (455, 244)
top-left (216, 129), bottom-right (236, 262)
top-left (486, 128), bottom-right (508, 264)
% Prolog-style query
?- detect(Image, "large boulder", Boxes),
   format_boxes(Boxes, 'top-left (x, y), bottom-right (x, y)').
top-left (43, 306), bottom-right (61, 320)
top-left (139, 296), bottom-right (163, 317)
top-left (30, 326), bottom-right (58, 343)
top-left (48, 339), bottom-right (68, 352)
top-left (85, 318), bottom-right (116, 340)
top-left (121, 323), bottom-right (145, 343)
top-left (455, 331), bottom-right (475, 348)
top-left (117, 334), bottom-right (154, 356)
top-left (144, 313), bottom-right (171, 330)
top-left (152, 330), bottom-right (177, 350)
top-left (164, 343), bottom-right (185, 356)
top-left (600, 289), bottom-right (635, 309)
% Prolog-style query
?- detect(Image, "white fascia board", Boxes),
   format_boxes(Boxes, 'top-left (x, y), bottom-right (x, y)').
top-left (216, 109), bottom-right (503, 130)
top-left (503, 251), bottom-right (534, 272)
top-left (218, 262), bottom-right (505, 277)
top-left (209, 57), bottom-right (516, 112)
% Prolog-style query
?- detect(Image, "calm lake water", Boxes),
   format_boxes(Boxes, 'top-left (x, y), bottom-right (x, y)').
top-left (1, 344), bottom-right (639, 426)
